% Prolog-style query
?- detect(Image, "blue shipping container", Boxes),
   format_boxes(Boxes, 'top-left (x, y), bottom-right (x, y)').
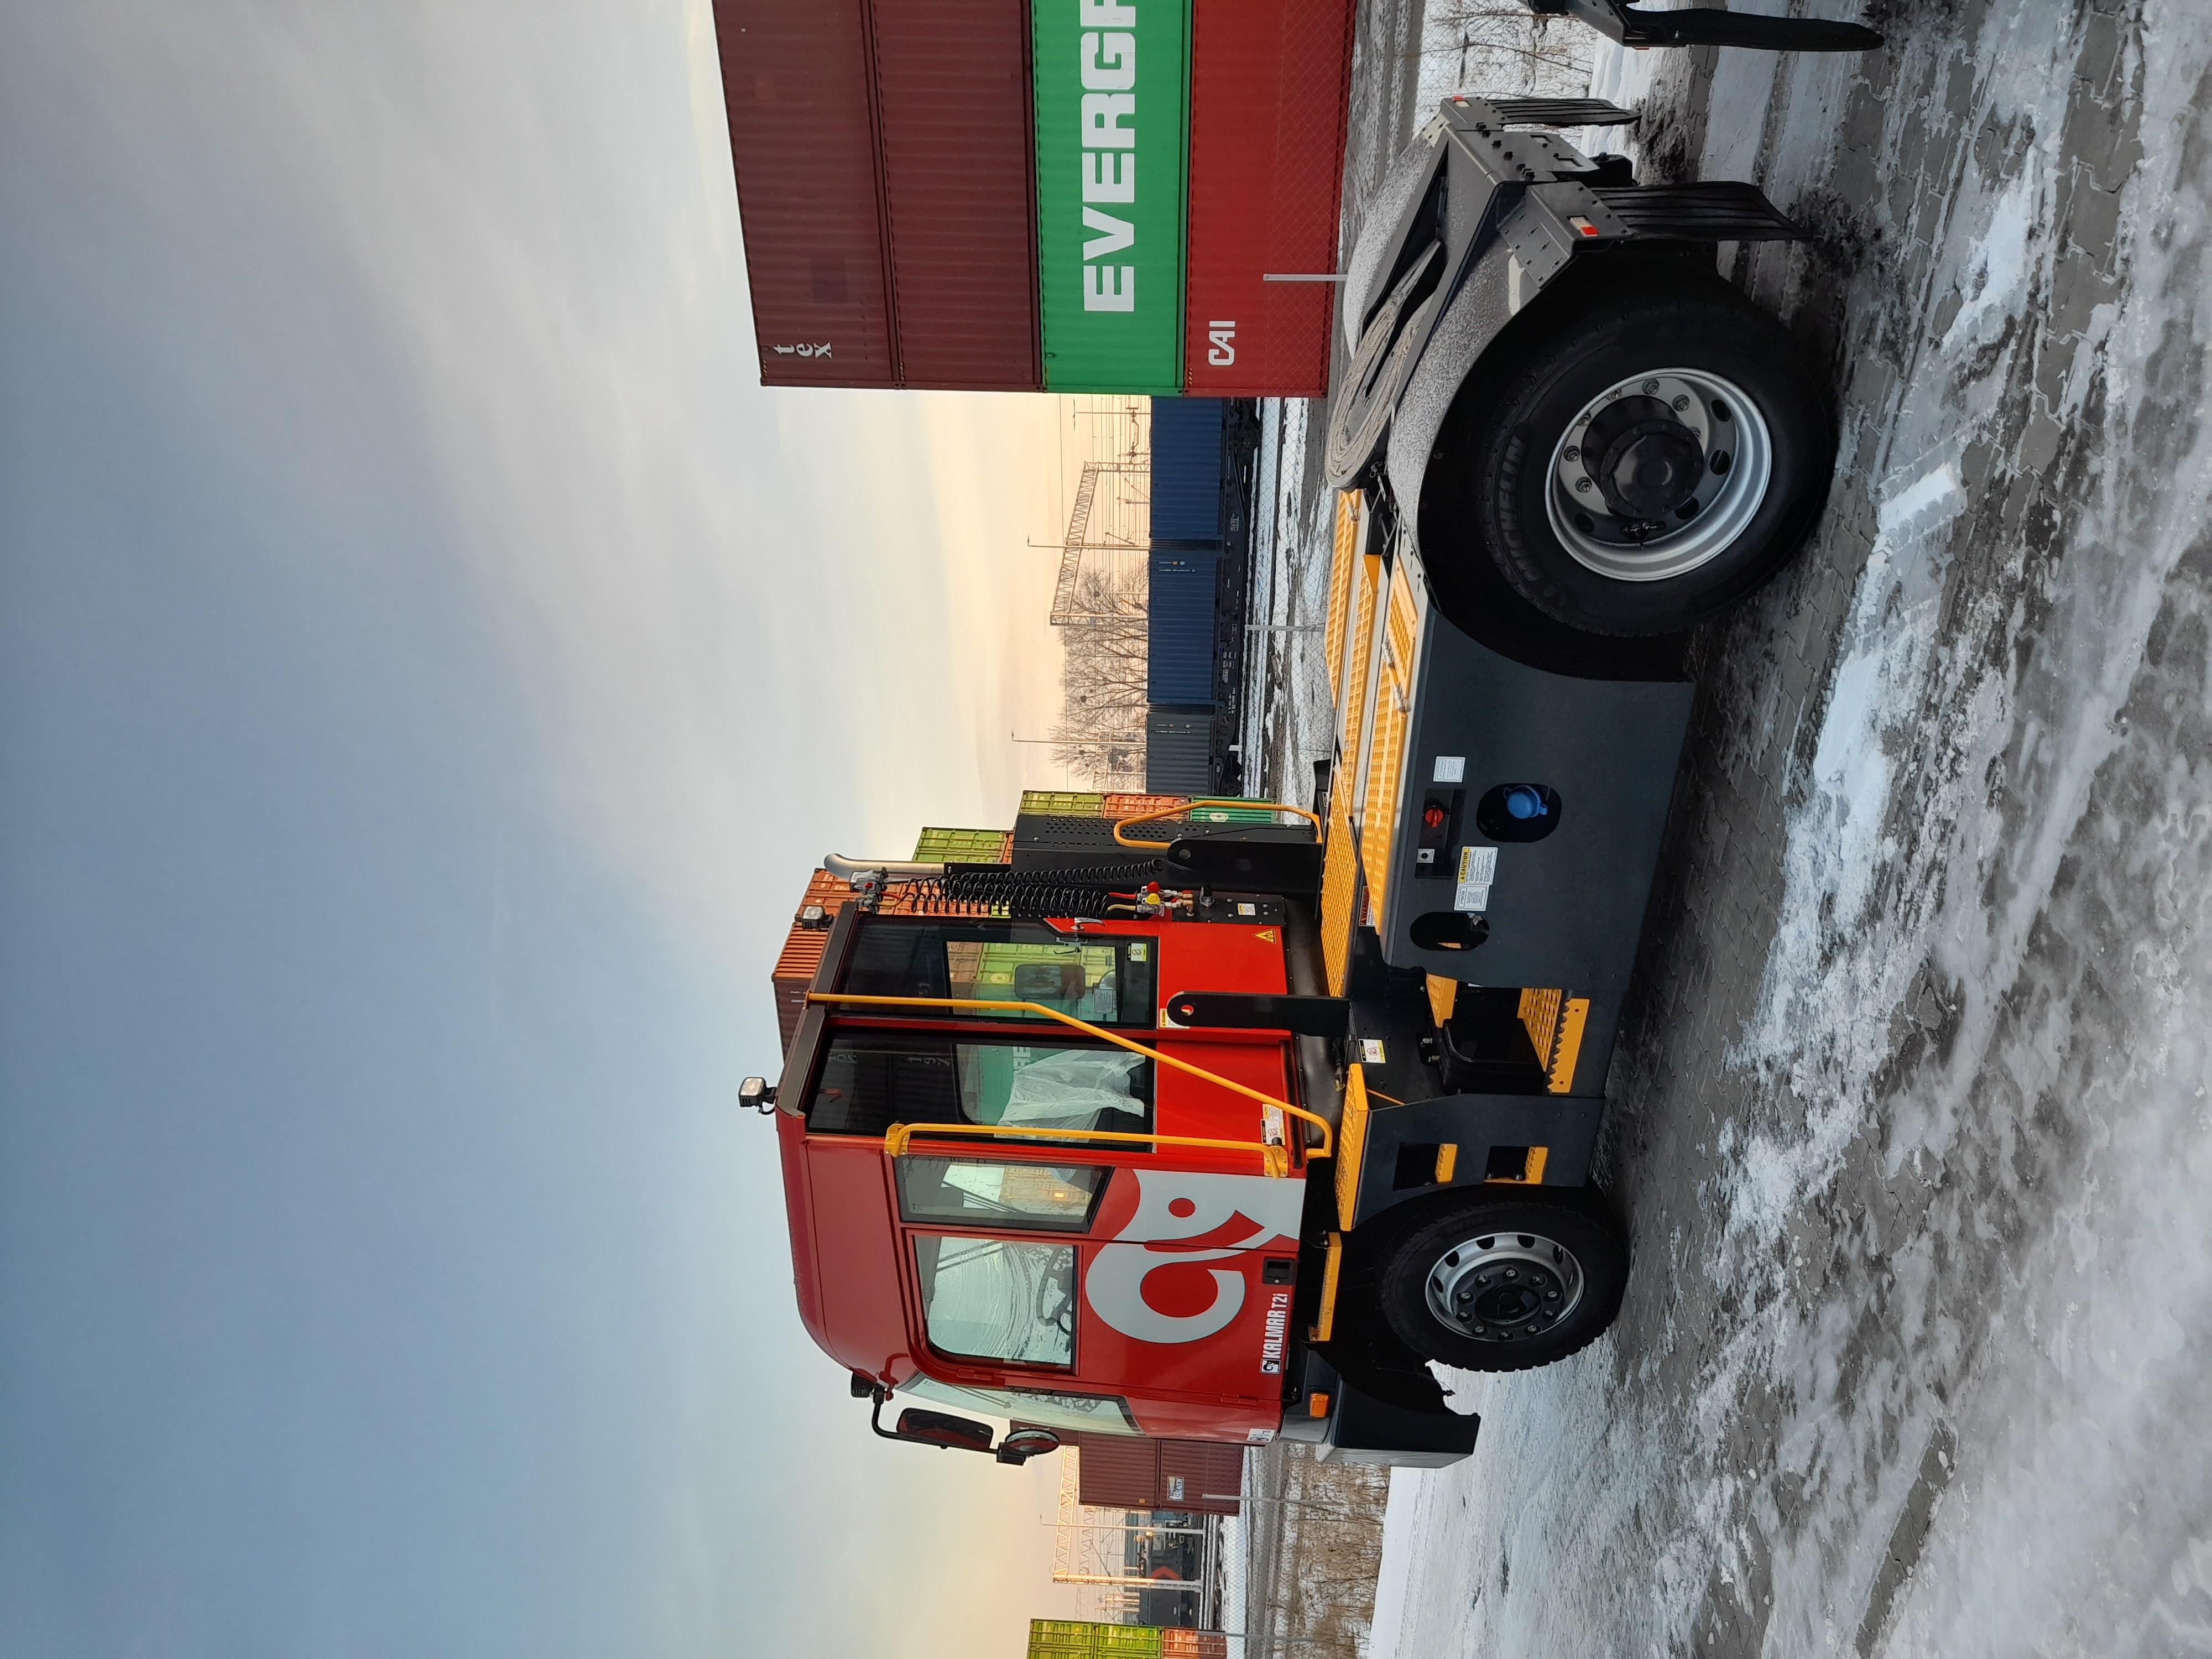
top-left (1148, 549), bottom-right (1219, 705)
top-left (1149, 398), bottom-right (1227, 544)
top-left (1145, 706), bottom-right (1214, 795)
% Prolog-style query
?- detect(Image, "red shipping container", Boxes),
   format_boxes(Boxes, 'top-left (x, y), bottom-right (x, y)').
top-left (1181, 0), bottom-right (1358, 398)
top-left (714, 1), bottom-right (1040, 389)
top-left (1102, 793), bottom-right (1193, 822)
top-left (1070, 1435), bottom-right (1161, 1511)
top-left (1059, 1433), bottom-right (1245, 1515)
top-left (1158, 1439), bottom-right (1245, 1512)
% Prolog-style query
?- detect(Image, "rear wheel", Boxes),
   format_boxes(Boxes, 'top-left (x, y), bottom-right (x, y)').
top-left (1442, 276), bottom-right (1834, 637)
top-left (1370, 1185), bottom-right (1629, 1372)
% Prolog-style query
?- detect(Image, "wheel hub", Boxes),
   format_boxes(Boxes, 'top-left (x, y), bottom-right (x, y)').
top-left (1545, 369), bottom-right (1775, 582)
top-left (1423, 1230), bottom-right (1585, 1342)
top-left (1585, 397), bottom-right (1703, 519)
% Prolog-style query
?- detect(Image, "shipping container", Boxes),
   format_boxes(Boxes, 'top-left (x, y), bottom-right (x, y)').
top-left (1147, 550), bottom-right (1219, 705)
top-left (1147, 398), bottom-right (1228, 544)
top-left (715, 0), bottom-right (1040, 389)
top-left (711, 0), bottom-right (1359, 395)
top-left (1144, 706), bottom-right (1214, 795)
top-left (1157, 1439), bottom-right (1245, 1510)
top-left (1071, 1433), bottom-right (1162, 1511)
top-left (912, 826), bottom-right (1013, 862)
top-left (1027, 1629), bottom-right (1228, 1659)
top-left (1018, 789), bottom-right (1107, 817)
top-left (1047, 1433), bottom-right (1243, 1515)
top-left (1032, 0), bottom-right (1190, 391)
top-left (1102, 792), bottom-right (1191, 821)
top-left (1181, 0), bottom-right (1357, 397)
top-left (1028, 1623), bottom-right (1168, 1659)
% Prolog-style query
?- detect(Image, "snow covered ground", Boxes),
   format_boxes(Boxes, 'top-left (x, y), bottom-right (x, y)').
top-left (1265, 3), bottom-right (2212, 1654)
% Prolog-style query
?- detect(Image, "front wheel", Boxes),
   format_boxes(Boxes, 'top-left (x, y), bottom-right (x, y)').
top-left (1370, 1185), bottom-right (1630, 1372)
top-left (1448, 278), bottom-right (1835, 637)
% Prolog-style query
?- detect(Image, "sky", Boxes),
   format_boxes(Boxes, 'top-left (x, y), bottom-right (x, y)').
top-left (0, 3), bottom-right (1102, 1654)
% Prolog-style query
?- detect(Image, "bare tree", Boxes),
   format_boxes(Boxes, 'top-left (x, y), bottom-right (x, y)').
top-left (1425, 4), bottom-right (1594, 98)
top-left (1053, 566), bottom-right (1150, 787)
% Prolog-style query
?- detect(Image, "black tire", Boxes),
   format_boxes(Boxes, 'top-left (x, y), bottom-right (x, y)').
top-left (1368, 1185), bottom-right (1629, 1373)
top-left (1443, 275), bottom-right (1834, 637)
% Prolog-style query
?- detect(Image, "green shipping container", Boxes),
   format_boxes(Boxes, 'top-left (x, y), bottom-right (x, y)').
top-left (1028, 1620), bottom-right (1166, 1658)
top-left (1031, 0), bottom-right (1190, 392)
top-left (1019, 790), bottom-right (1109, 818)
top-left (913, 827), bottom-right (1013, 863)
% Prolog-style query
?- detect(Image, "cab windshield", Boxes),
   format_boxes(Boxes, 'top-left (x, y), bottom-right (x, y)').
top-left (841, 919), bottom-right (1155, 1026)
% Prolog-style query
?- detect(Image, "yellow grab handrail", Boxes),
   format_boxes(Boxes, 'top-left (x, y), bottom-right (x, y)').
top-left (805, 992), bottom-right (1334, 1164)
top-left (1110, 799), bottom-right (1324, 851)
top-left (881, 1120), bottom-right (1289, 1178)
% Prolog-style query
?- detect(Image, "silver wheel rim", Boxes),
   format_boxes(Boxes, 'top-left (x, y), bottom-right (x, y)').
top-left (1423, 1229), bottom-right (1585, 1342)
top-left (1543, 367), bottom-right (1774, 582)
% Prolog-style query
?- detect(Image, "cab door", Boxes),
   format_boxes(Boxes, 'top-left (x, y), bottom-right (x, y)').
top-left (895, 1151), bottom-right (1300, 1431)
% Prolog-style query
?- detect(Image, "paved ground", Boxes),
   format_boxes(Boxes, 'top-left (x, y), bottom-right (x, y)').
top-left (1248, 3), bottom-right (2212, 1656)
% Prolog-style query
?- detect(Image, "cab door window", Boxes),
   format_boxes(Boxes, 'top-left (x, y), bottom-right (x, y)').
top-left (911, 1235), bottom-right (1077, 1368)
top-left (895, 1157), bottom-right (1108, 1232)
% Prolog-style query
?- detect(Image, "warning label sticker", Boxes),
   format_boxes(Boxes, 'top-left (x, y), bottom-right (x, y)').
top-left (1454, 845), bottom-right (1498, 912)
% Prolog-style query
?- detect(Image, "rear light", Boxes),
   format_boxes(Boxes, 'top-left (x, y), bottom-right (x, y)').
top-left (1569, 216), bottom-right (1600, 238)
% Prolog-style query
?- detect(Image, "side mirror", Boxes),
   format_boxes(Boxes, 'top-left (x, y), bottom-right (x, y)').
top-left (892, 1407), bottom-right (996, 1454)
top-left (995, 1427), bottom-right (1061, 1465)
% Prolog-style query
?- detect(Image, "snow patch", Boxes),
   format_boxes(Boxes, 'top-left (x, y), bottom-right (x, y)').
top-left (1939, 161), bottom-right (2042, 359)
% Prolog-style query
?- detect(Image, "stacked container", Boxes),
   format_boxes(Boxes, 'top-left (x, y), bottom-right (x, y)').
top-left (713, 0), bottom-right (1355, 395)
top-left (911, 826), bottom-right (1015, 862)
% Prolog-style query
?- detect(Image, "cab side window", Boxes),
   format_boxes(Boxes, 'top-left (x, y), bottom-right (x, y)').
top-left (841, 920), bottom-right (1156, 1026)
top-left (896, 1158), bottom-right (1108, 1232)
top-left (911, 1235), bottom-right (1076, 1368)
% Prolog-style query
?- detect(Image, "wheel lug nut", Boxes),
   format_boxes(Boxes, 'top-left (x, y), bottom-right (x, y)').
top-left (1575, 477), bottom-right (1593, 493)
top-left (1642, 378), bottom-right (1660, 394)
top-left (1672, 394), bottom-right (1690, 411)
top-left (1563, 445), bottom-right (1580, 462)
